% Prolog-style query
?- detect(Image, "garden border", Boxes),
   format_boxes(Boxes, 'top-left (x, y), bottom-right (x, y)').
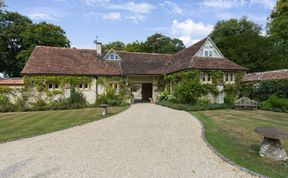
top-left (192, 112), bottom-right (266, 178)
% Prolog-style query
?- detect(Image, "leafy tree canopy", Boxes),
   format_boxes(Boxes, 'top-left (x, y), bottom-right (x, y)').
top-left (210, 17), bottom-right (280, 72)
top-left (0, 12), bottom-right (70, 77)
top-left (103, 33), bottom-right (185, 54)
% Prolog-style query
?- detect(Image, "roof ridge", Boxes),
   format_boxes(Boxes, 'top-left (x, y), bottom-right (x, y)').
top-left (247, 69), bottom-right (288, 75)
top-left (116, 50), bottom-right (172, 56)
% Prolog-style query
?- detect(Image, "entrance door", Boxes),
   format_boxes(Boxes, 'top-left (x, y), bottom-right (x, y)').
top-left (141, 83), bottom-right (152, 102)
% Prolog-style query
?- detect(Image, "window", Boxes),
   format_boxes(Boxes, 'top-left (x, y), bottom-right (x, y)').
top-left (225, 72), bottom-right (234, 83)
top-left (108, 53), bottom-right (119, 60)
top-left (79, 83), bottom-right (89, 89)
top-left (48, 84), bottom-right (59, 90)
top-left (203, 46), bottom-right (214, 57)
top-left (200, 72), bottom-right (212, 83)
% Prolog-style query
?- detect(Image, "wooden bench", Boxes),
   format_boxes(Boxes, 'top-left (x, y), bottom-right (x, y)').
top-left (234, 97), bottom-right (257, 110)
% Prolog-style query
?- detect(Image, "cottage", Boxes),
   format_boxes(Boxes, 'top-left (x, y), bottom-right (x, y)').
top-left (243, 69), bottom-right (288, 82)
top-left (1, 37), bottom-right (247, 104)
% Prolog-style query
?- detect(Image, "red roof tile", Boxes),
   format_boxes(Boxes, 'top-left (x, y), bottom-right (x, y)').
top-left (243, 69), bottom-right (288, 82)
top-left (0, 78), bottom-right (24, 86)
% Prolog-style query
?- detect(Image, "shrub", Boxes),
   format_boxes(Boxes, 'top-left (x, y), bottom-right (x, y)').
top-left (96, 88), bottom-right (128, 107)
top-left (0, 95), bottom-right (14, 112)
top-left (260, 96), bottom-right (288, 112)
top-left (174, 79), bottom-right (204, 104)
top-left (31, 98), bottom-right (47, 111)
top-left (157, 101), bottom-right (231, 111)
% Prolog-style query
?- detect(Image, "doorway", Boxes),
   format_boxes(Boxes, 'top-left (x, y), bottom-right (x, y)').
top-left (141, 83), bottom-right (152, 102)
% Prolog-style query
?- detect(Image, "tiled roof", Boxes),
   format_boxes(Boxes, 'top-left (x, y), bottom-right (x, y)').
top-left (21, 46), bottom-right (122, 76)
top-left (21, 38), bottom-right (248, 76)
top-left (243, 69), bottom-right (288, 82)
top-left (118, 51), bottom-right (172, 75)
top-left (190, 57), bottom-right (248, 71)
top-left (0, 78), bottom-right (24, 86)
top-left (167, 38), bottom-right (207, 73)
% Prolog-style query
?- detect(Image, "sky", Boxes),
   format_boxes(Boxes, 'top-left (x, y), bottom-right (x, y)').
top-left (5, 0), bottom-right (276, 48)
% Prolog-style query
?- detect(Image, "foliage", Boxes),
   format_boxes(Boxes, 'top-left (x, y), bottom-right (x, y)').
top-left (31, 98), bottom-right (47, 111)
top-left (242, 79), bottom-right (288, 101)
top-left (103, 33), bottom-right (185, 54)
top-left (0, 94), bottom-right (14, 112)
top-left (260, 95), bottom-right (288, 113)
top-left (0, 86), bottom-right (11, 94)
top-left (0, 12), bottom-right (32, 77)
top-left (157, 101), bottom-right (231, 111)
top-left (96, 77), bottom-right (131, 106)
top-left (0, 12), bottom-right (70, 77)
top-left (267, 0), bottom-right (288, 71)
top-left (24, 75), bottom-right (92, 92)
top-left (162, 70), bottom-right (237, 104)
top-left (159, 91), bottom-right (177, 103)
top-left (210, 17), bottom-right (280, 72)
top-left (102, 41), bottom-right (125, 51)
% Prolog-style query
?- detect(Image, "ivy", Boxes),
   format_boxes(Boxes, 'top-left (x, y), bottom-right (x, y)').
top-left (0, 87), bottom-right (12, 94)
top-left (163, 70), bottom-right (244, 104)
top-left (24, 75), bottom-right (92, 93)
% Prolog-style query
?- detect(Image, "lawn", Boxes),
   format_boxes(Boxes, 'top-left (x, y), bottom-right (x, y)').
top-left (0, 107), bottom-right (127, 143)
top-left (192, 110), bottom-right (288, 178)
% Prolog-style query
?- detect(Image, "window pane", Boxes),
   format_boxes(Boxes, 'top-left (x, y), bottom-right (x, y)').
top-left (48, 84), bottom-right (53, 89)
top-left (55, 84), bottom-right (59, 89)
top-left (79, 84), bottom-right (82, 88)
top-left (226, 73), bottom-right (229, 81)
top-left (204, 51), bottom-right (208, 56)
top-left (209, 51), bottom-right (213, 57)
top-left (200, 73), bottom-right (205, 81)
top-left (84, 84), bottom-right (88, 88)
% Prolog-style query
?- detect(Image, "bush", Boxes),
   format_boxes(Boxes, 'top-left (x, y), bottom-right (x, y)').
top-left (157, 101), bottom-right (231, 111)
top-left (31, 98), bottom-right (47, 111)
top-left (174, 79), bottom-right (204, 104)
top-left (96, 88), bottom-right (128, 107)
top-left (260, 96), bottom-right (288, 112)
top-left (0, 95), bottom-right (15, 112)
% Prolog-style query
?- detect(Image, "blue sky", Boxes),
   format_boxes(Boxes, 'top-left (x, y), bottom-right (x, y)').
top-left (5, 0), bottom-right (275, 48)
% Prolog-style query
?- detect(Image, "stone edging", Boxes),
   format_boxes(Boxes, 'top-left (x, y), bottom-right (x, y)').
top-left (194, 115), bottom-right (267, 178)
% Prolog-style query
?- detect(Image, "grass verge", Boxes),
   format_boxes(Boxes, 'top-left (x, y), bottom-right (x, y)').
top-left (0, 107), bottom-right (128, 143)
top-left (192, 110), bottom-right (288, 178)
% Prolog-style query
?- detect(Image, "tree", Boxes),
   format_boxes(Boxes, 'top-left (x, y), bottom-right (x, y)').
top-left (267, 0), bottom-right (288, 69)
top-left (0, 12), bottom-right (32, 77)
top-left (143, 33), bottom-right (185, 53)
top-left (103, 33), bottom-right (185, 54)
top-left (102, 41), bottom-right (125, 51)
top-left (124, 41), bottom-right (145, 52)
top-left (0, 0), bottom-right (5, 11)
top-left (18, 22), bottom-right (70, 71)
top-left (210, 17), bottom-right (276, 72)
top-left (0, 12), bottom-right (70, 76)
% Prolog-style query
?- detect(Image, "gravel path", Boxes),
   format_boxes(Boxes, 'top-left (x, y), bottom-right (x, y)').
top-left (0, 104), bottom-right (255, 178)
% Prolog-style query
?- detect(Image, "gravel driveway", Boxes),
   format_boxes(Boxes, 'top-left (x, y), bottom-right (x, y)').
top-left (0, 103), bottom-right (255, 178)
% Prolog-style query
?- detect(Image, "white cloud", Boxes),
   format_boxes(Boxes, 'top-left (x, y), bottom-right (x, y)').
top-left (250, 0), bottom-right (275, 9)
top-left (171, 19), bottom-right (213, 46)
top-left (200, 0), bottom-right (275, 9)
top-left (160, 1), bottom-right (184, 15)
top-left (125, 14), bottom-right (145, 23)
top-left (83, 0), bottom-right (155, 13)
top-left (26, 8), bottom-right (64, 21)
top-left (200, 0), bottom-right (245, 9)
top-left (103, 12), bottom-right (122, 20)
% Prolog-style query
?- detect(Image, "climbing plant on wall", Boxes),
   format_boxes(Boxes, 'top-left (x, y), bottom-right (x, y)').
top-left (161, 70), bottom-right (244, 104)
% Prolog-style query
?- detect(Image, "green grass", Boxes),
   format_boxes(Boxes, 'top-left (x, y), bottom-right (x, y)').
top-left (192, 110), bottom-right (288, 178)
top-left (0, 107), bottom-right (127, 143)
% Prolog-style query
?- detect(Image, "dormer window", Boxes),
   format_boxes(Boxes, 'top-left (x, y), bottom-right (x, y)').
top-left (203, 46), bottom-right (214, 57)
top-left (108, 53), bottom-right (117, 60)
top-left (104, 49), bottom-right (121, 60)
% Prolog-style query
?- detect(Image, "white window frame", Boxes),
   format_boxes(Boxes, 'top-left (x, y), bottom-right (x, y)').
top-left (78, 83), bottom-right (89, 90)
top-left (200, 72), bottom-right (212, 84)
top-left (224, 72), bottom-right (235, 83)
top-left (48, 83), bottom-right (59, 90)
top-left (203, 46), bottom-right (214, 57)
